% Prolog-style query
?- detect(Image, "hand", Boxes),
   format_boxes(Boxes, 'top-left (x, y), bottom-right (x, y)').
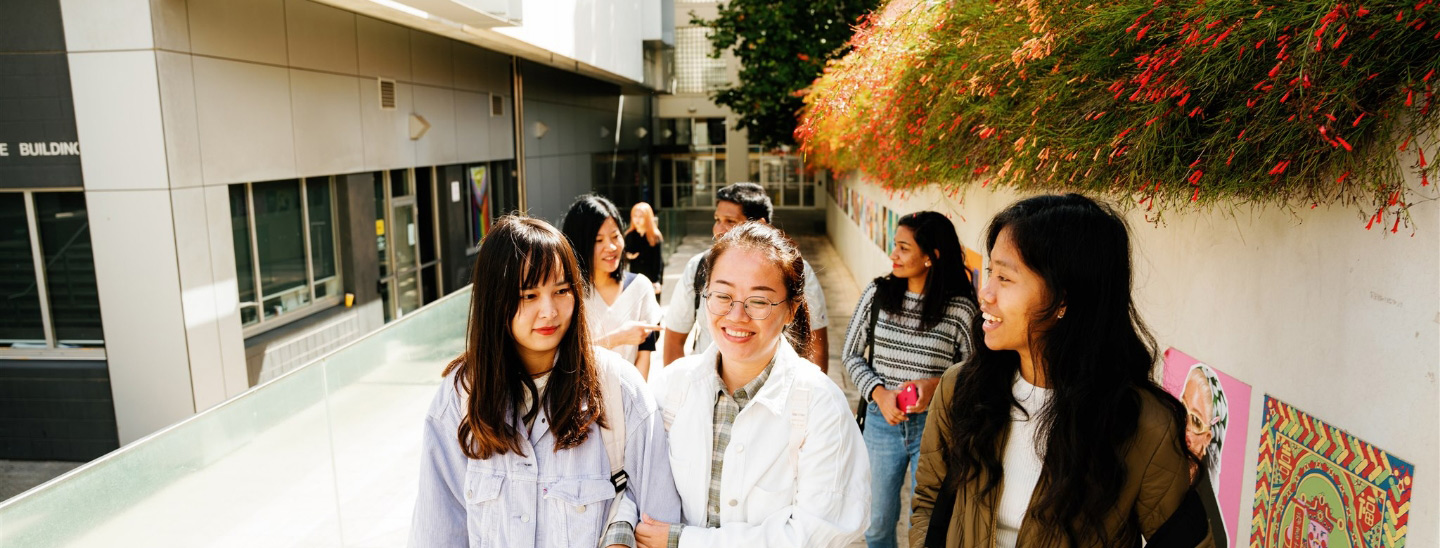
top-left (871, 386), bottom-right (907, 425)
top-left (602, 321), bottom-right (663, 348)
top-left (652, 281), bottom-right (663, 295)
top-left (636, 513), bottom-right (671, 548)
top-left (626, 251), bottom-right (640, 260)
top-left (902, 377), bottom-right (943, 414)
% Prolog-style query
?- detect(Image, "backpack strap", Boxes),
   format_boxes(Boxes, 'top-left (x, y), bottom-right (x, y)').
top-left (595, 354), bottom-right (631, 544)
top-left (691, 250), bottom-right (710, 317)
top-left (786, 383), bottom-right (810, 470)
top-left (660, 374), bottom-right (692, 431)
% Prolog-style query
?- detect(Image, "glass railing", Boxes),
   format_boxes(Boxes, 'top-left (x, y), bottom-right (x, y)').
top-left (0, 287), bottom-right (471, 547)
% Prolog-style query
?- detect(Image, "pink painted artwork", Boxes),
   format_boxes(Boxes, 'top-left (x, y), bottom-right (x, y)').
top-left (1162, 347), bottom-right (1253, 547)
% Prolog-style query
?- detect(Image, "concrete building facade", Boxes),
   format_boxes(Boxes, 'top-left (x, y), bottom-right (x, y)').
top-left (0, 0), bottom-right (671, 459)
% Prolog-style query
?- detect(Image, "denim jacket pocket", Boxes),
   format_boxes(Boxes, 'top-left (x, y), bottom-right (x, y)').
top-left (546, 478), bottom-right (618, 547)
top-left (463, 471), bottom-right (505, 547)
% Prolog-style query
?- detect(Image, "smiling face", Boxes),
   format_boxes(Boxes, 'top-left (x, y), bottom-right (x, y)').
top-left (705, 247), bottom-right (796, 368)
top-left (713, 201), bottom-right (750, 239)
top-left (889, 225), bottom-right (931, 283)
top-left (510, 260), bottom-right (575, 362)
top-left (978, 227), bottom-right (1058, 362)
top-left (592, 217), bottom-right (624, 278)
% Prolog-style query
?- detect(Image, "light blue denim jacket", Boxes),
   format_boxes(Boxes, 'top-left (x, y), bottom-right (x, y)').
top-left (409, 351), bottom-right (682, 547)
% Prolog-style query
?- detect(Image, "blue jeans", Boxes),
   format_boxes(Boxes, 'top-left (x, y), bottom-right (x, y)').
top-left (863, 401), bottom-right (927, 548)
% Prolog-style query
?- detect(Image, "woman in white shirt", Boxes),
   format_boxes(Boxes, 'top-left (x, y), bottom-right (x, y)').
top-left (635, 222), bottom-right (869, 548)
top-left (562, 194), bottom-right (664, 377)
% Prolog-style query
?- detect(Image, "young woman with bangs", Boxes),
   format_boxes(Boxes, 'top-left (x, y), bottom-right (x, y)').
top-left (563, 195), bottom-right (665, 378)
top-left (911, 194), bottom-right (1212, 547)
top-left (410, 216), bottom-right (681, 548)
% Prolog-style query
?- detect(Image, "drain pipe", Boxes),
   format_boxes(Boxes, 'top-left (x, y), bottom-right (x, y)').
top-left (511, 56), bottom-right (527, 214)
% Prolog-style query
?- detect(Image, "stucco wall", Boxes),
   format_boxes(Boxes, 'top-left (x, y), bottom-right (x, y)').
top-left (826, 167), bottom-right (1438, 545)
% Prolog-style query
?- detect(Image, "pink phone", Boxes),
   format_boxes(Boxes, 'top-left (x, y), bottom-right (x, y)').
top-left (896, 384), bottom-right (919, 411)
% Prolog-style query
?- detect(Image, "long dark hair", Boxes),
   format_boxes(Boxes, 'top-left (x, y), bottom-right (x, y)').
top-left (942, 194), bottom-right (1192, 545)
top-left (443, 216), bottom-right (605, 459)
top-left (873, 211), bottom-right (976, 330)
top-left (704, 222), bottom-right (812, 358)
top-left (561, 194), bottom-right (626, 286)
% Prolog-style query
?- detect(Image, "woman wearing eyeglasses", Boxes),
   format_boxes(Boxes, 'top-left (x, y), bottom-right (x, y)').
top-left (634, 222), bottom-right (869, 548)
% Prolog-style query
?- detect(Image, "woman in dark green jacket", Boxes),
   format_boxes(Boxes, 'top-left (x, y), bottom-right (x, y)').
top-left (910, 194), bottom-right (1212, 548)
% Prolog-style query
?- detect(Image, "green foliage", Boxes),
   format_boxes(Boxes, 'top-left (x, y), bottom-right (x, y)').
top-left (694, 0), bottom-right (880, 148)
top-left (800, 0), bottom-right (1440, 228)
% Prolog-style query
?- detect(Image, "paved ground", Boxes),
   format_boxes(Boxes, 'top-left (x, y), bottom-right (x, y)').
top-left (0, 459), bottom-right (80, 502)
top-left (655, 230), bottom-right (908, 548)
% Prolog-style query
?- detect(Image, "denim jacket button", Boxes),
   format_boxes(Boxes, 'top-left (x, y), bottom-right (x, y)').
top-left (521, 515), bottom-right (531, 523)
top-left (577, 504), bottom-right (587, 514)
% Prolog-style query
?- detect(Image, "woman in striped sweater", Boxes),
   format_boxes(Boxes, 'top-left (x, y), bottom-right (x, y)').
top-left (841, 211), bottom-right (978, 548)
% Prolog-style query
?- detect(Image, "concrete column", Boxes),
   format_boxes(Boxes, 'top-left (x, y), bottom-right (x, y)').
top-left (64, 0), bottom-right (247, 443)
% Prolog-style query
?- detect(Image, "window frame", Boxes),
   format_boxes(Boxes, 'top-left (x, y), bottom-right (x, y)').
top-left (0, 188), bottom-right (106, 361)
top-left (234, 177), bottom-right (344, 338)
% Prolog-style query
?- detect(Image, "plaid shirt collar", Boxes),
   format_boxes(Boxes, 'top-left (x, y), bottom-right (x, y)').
top-left (712, 352), bottom-right (778, 409)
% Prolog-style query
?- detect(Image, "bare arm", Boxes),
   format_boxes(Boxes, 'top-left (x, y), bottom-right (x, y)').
top-left (634, 350), bottom-right (651, 379)
top-left (662, 328), bottom-right (688, 366)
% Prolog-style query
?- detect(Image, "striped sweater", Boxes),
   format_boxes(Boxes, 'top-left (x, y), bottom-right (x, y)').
top-left (842, 280), bottom-right (978, 402)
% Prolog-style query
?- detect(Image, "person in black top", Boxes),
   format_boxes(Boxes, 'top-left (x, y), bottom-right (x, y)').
top-left (625, 201), bottom-right (665, 297)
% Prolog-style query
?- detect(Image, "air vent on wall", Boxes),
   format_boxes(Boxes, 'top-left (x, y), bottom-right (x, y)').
top-left (378, 78), bottom-right (397, 110)
top-left (491, 93), bottom-right (504, 117)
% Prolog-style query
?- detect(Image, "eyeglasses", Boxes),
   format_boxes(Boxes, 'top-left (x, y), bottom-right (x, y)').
top-left (1186, 410), bottom-right (1221, 436)
top-left (702, 291), bottom-right (786, 320)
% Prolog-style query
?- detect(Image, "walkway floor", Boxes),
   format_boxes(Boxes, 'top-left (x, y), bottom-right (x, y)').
top-left (656, 230), bottom-right (909, 548)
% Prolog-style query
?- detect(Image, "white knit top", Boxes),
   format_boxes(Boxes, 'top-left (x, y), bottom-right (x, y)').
top-left (995, 371), bottom-right (1052, 547)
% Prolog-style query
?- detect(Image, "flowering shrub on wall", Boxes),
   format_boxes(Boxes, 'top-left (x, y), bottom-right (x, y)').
top-left (798, 0), bottom-right (1440, 228)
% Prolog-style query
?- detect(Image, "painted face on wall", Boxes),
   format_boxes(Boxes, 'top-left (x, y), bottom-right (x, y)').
top-left (511, 260), bottom-right (575, 358)
top-left (978, 227), bottom-right (1058, 360)
top-left (713, 201), bottom-right (748, 239)
top-left (593, 217), bottom-right (624, 277)
top-left (1182, 369), bottom-right (1216, 458)
top-left (704, 247), bottom-right (796, 367)
top-left (889, 225), bottom-right (931, 283)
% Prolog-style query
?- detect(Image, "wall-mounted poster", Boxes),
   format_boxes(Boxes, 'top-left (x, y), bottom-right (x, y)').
top-left (962, 246), bottom-right (983, 291)
top-left (1161, 348), bottom-right (1253, 547)
top-left (469, 166), bottom-right (490, 244)
top-left (1250, 396), bottom-right (1414, 548)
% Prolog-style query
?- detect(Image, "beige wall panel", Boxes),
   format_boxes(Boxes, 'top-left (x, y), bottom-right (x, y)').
top-left (201, 185), bottom-right (250, 398)
top-left (188, 0), bottom-right (288, 65)
top-left (452, 43), bottom-right (486, 92)
top-left (489, 94), bottom-right (513, 160)
top-left (356, 15), bottom-right (411, 80)
top-left (68, 51), bottom-right (170, 191)
top-left (455, 91), bottom-right (490, 163)
top-left (156, 51), bottom-right (204, 188)
top-left (168, 186), bottom-right (229, 411)
top-left (192, 57), bottom-right (297, 184)
top-left (60, 0), bottom-right (154, 51)
top-left (150, 0), bottom-right (191, 51)
top-left (413, 85), bottom-right (458, 166)
top-left (290, 70), bottom-right (364, 177)
top-left (360, 80), bottom-right (416, 170)
top-left (86, 189), bottom-right (195, 443)
top-left (410, 30), bottom-right (453, 87)
top-left (284, 0), bottom-right (359, 74)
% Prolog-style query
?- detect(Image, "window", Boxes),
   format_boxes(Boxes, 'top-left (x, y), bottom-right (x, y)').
top-left (230, 177), bottom-right (342, 331)
top-left (0, 190), bottom-right (104, 357)
top-left (674, 27), bottom-right (728, 94)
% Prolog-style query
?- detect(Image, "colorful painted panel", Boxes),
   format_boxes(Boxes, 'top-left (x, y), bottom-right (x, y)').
top-left (1162, 349), bottom-right (1253, 547)
top-left (1251, 396), bottom-right (1414, 548)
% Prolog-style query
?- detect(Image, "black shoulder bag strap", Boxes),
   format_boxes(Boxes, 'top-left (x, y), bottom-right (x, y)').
top-left (924, 440), bottom-right (959, 547)
top-left (855, 286), bottom-right (880, 431)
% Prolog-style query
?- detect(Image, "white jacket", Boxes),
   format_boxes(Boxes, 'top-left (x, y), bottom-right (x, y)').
top-left (655, 341), bottom-right (869, 548)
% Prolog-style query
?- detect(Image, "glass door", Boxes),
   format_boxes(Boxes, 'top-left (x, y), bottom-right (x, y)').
top-left (377, 169), bottom-right (423, 321)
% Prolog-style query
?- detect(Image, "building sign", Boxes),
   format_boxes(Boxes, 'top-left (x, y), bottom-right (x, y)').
top-left (0, 0), bottom-right (83, 189)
